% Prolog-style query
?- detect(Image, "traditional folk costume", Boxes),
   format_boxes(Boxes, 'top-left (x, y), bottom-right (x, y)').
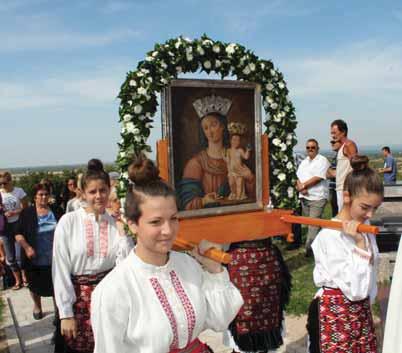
top-left (382, 237), bottom-right (402, 353)
top-left (91, 250), bottom-right (244, 353)
top-left (307, 226), bottom-right (378, 353)
top-left (225, 239), bottom-right (291, 352)
top-left (52, 208), bottom-right (133, 353)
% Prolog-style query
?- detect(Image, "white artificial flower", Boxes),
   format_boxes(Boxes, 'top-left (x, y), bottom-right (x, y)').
top-left (212, 44), bottom-right (220, 53)
top-left (280, 143), bottom-right (287, 151)
top-left (183, 37), bottom-right (192, 42)
top-left (271, 103), bottom-right (278, 110)
top-left (123, 114), bottom-right (132, 122)
top-left (266, 83), bottom-right (274, 91)
top-left (269, 125), bottom-right (276, 132)
top-left (260, 63), bottom-right (265, 69)
top-left (119, 151), bottom-right (126, 158)
top-left (160, 61), bottom-right (168, 69)
top-left (119, 181), bottom-right (125, 189)
top-left (272, 138), bottom-right (281, 146)
top-left (176, 66), bottom-right (182, 73)
top-left (273, 114), bottom-right (281, 122)
top-left (122, 172), bottom-right (129, 180)
top-left (152, 51), bottom-right (158, 57)
top-left (185, 47), bottom-right (193, 54)
top-left (128, 100), bottom-right (133, 106)
top-left (186, 53), bottom-right (193, 61)
top-left (270, 69), bottom-right (277, 76)
top-left (278, 173), bottom-right (286, 181)
top-left (279, 111), bottom-right (286, 118)
top-left (273, 190), bottom-right (280, 198)
top-left (203, 39), bottom-right (213, 46)
top-left (168, 51), bottom-right (174, 57)
top-left (249, 63), bottom-right (256, 71)
top-left (286, 140), bottom-right (292, 146)
top-left (137, 71), bottom-right (144, 77)
top-left (145, 56), bottom-right (154, 62)
top-left (287, 187), bottom-right (294, 198)
top-left (134, 105), bottom-right (143, 114)
top-left (175, 39), bottom-right (182, 49)
top-left (242, 66), bottom-right (251, 75)
top-left (265, 96), bottom-right (273, 103)
top-left (230, 65), bottom-right (235, 72)
top-left (161, 78), bottom-right (168, 85)
top-left (283, 155), bottom-right (288, 162)
top-left (203, 61), bottom-right (212, 69)
top-left (129, 80), bottom-right (137, 87)
top-left (137, 87), bottom-right (147, 95)
top-left (268, 131), bottom-right (274, 138)
top-left (278, 82), bottom-right (285, 89)
top-left (147, 76), bottom-right (153, 83)
top-left (141, 68), bottom-right (150, 74)
top-left (273, 169), bottom-right (279, 175)
top-left (215, 59), bottom-right (221, 68)
top-left (146, 112), bottom-right (151, 117)
top-left (284, 105), bottom-right (290, 112)
top-left (124, 122), bottom-right (135, 133)
top-left (286, 133), bottom-right (293, 140)
top-left (286, 162), bottom-right (293, 169)
top-left (226, 43), bottom-right (236, 55)
top-left (134, 134), bottom-right (142, 142)
top-left (197, 46), bottom-right (205, 55)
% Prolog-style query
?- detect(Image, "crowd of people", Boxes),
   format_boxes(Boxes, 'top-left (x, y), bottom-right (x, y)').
top-left (0, 116), bottom-right (400, 353)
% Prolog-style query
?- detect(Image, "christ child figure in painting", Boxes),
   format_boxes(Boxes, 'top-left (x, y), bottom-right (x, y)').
top-left (223, 122), bottom-right (253, 201)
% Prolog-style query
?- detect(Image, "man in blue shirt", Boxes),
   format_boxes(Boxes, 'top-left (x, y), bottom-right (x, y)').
top-left (379, 146), bottom-right (397, 184)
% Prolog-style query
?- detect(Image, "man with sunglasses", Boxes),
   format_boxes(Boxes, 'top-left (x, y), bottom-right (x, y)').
top-left (296, 139), bottom-right (330, 256)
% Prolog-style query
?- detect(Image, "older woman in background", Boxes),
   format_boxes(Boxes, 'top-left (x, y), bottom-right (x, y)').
top-left (15, 183), bottom-right (62, 319)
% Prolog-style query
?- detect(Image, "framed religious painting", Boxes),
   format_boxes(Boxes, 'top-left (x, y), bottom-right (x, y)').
top-left (162, 79), bottom-right (263, 218)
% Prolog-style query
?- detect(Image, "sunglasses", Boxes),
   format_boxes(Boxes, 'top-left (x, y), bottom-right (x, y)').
top-left (306, 146), bottom-right (317, 151)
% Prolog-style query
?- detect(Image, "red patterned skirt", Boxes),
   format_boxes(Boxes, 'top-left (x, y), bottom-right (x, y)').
top-left (227, 239), bottom-right (291, 352)
top-left (64, 270), bottom-right (110, 353)
top-left (169, 338), bottom-right (213, 353)
top-left (307, 288), bottom-right (377, 353)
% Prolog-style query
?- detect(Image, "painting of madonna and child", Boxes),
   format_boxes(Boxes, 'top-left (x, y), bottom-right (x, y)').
top-left (162, 79), bottom-right (263, 218)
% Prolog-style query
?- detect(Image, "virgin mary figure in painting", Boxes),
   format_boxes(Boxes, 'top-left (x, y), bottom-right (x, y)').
top-left (176, 95), bottom-right (255, 210)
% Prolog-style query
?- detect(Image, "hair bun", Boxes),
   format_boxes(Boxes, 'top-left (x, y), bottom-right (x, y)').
top-left (128, 155), bottom-right (160, 186)
top-left (350, 155), bottom-right (369, 172)
top-left (87, 158), bottom-right (104, 173)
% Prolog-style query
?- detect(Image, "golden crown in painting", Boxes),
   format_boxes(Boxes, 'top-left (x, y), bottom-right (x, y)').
top-left (192, 95), bottom-right (232, 118)
top-left (228, 121), bottom-right (247, 136)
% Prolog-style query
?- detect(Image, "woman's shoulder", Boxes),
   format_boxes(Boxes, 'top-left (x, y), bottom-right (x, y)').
top-left (170, 251), bottom-right (202, 271)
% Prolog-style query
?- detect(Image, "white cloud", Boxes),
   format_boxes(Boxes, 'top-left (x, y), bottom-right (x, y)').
top-left (280, 40), bottom-right (402, 99)
top-left (0, 63), bottom-right (130, 110)
top-left (0, 28), bottom-right (141, 53)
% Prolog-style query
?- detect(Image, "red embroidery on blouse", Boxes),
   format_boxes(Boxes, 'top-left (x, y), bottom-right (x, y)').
top-left (99, 219), bottom-right (108, 258)
top-left (150, 278), bottom-right (179, 350)
top-left (84, 219), bottom-right (94, 257)
top-left (170, 271), bottom-right (196, 345)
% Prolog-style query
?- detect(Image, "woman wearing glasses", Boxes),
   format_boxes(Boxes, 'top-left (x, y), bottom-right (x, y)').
top-left (295, 139), bottom-right (330, 256)
top-left (15, 183), bottom-right (63, 319)
top-left (0, 171), bottom-right (29, 289)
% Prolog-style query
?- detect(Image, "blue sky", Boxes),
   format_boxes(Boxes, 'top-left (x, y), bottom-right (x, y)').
top-left (1, 0), bottom-right (402, 168)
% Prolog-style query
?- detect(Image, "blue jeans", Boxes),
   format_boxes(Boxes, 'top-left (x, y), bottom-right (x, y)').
top-left (1, 221), bottom-right (21, 271)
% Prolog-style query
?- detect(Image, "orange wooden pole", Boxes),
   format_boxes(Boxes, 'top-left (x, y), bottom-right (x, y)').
top-left (173, 238), bottom-right (232, 264)
top-left (280, 215), bottom-right (380, 235)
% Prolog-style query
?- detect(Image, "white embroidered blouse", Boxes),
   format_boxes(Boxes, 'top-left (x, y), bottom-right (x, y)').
top-left (312, 227), bottom-right (378, 303)
top-left (52, 208), bottom-right (134, 319)
top-left (91, 250), bottom-right (244, 353)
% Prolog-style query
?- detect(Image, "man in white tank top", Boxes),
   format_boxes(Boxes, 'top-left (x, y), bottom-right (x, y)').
top-left (330, 119), bottom-right (358, 210)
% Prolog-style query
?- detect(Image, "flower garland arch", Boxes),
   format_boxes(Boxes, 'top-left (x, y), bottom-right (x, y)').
top-left (116, 35), bottom-right (298, 209)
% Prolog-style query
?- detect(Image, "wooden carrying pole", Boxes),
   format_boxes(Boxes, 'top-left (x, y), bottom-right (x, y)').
top-left (281, 215), bottom-right (380, 235)
top-left (173, 238), bottom-right (232, 265)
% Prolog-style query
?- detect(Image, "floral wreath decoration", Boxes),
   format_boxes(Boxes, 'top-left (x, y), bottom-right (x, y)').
top-left (116, 35), bottom-right (298, 209)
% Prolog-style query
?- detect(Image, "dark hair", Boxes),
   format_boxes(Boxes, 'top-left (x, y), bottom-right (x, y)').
top-left (343, 155), bottom-right (384, 198)
top-left (199, 113), bottom-right (230, 149)
top-left (382, 146), bottom-right (391, 153)
top-left (125, 156), bottom-right (176, 223)
top-left (306, 138), bottom-right (319, 146)
top-left (82, 159), bottom-right (110, 190)
top-left (33, 183), bottom-right (50, 202)
top-left (331, 119), bottom-right (348, 136)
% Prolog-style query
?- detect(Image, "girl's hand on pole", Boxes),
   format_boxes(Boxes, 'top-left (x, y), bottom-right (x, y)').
top-left (61, 318), bottom-right (77, 339)
top-left (192, 240), bottom-right (224, 274)
top-left (342, 220), bottom-right (367, 250)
